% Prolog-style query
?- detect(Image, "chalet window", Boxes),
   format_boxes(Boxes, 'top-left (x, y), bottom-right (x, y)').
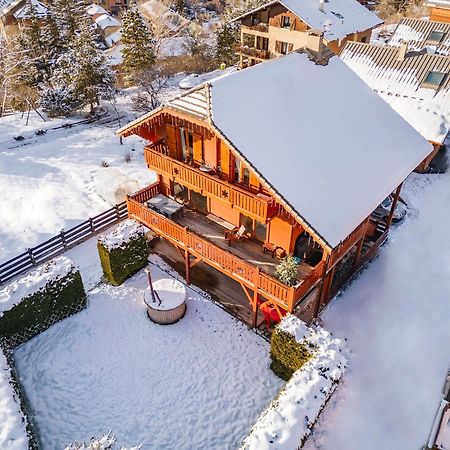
top-left (254, 221), bottom-right (267, 242)
top-left (276, 41), bottom-right (290, 54)
top-left (361, 36), bottom-right (367, 43)
top-left (180, 128), bottom-right (194, 162)
top-left (234, 158), bottom-right (241, 182)
top-left (243, 168), bottom-right (250, 186)
top-left (421, 71), bottom-right (447, 89)
top-left (427, 30), bottom-right (445, 43)
top-left (281, 15), bottom-right (291, 29)
top-left (180, 127), bottom-right (187, 161)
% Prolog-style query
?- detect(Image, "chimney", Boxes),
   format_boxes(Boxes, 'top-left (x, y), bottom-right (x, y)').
top-left (306, 29), bottom-right (325, 61)
top-left (319, 0), bottom-right (325, 12)
top-left (397, 41), bottom-right (408, 61)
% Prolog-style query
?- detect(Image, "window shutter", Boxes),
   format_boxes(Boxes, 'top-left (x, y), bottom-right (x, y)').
top-left (220, 142), bottom-right (230, 177)
top-left (166, 124), bottom-right (178, 159)
top-left (193, 133), bottom-right (203, 164)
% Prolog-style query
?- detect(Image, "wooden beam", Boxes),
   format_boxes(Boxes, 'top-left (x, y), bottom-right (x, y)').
top-left (252, 294), bottom-right (259, 328)
top-left (386, 183), bottom-right (403, 229)
top-left (190, 256), bottom-right (204, 269)
top-left (184, 249), bottom-right (191, 285)
top-left (313, 255), bottom-right (330, 318)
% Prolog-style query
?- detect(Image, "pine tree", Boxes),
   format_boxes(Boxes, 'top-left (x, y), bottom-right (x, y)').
top-left (120, 5), bottom-right (155, 84)
top-left (50, 20), bottom-right (115, 113)
top-left (41, 8), bottom-right (64, 72)
top-left (274, 254), bottom-right (299, 287)
top-left (215, 22), bottom-right (239, 67)
top-left (50, 0), bottom-right (87, 43)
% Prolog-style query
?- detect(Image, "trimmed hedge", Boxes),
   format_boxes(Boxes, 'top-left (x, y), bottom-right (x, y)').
top-left (0, 269), bottom-right (86, 346)
top-left (98, 235), bottom-right (148, 285)
top-left (270, 328), bottom-right (312, 381)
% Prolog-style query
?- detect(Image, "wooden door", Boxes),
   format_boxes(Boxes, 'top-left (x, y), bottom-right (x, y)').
top-left (219, 142), bottom-right (231, 178)
top-left (166, 125), bottom-right (178, 159)
top-left (193, 133), bottom-right (203, 164)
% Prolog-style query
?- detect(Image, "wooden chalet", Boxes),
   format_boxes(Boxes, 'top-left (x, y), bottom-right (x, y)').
top-left (426, 0), bottom-right (450, 23)
top-left (0, 0), bottom-right (47, 39)
top-left (341, 41), bottom-right (450, 170)
top-left (230, 0), bottom-right (382, 68)
top-left (118, 51), bottom-right (433, 327)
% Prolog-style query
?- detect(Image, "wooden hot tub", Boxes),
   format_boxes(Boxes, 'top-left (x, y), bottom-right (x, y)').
top-left (143, 278), bottom-right (186, 324)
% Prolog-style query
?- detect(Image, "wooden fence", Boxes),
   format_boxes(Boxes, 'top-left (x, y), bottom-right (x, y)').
top-left (0, 202), bottom-right (128, 285)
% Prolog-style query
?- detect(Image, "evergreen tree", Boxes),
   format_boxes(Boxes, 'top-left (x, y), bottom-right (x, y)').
top-left (121, 5), bottom-right (155, 84)
top-left (50, 20), bottom-right (115, 113)
top-left (50, 0), bottom-right (87, 43)
top-left (215, 22), bottom-right (239, 67)
top-left (41, 8), bottom-right (64, 72)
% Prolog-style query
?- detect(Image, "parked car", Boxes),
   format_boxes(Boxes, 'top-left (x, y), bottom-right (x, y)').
top-left (374, 195), bottom-right (407, 222)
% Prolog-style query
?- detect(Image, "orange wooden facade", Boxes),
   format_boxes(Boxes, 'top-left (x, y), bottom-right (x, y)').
top-left (120, 107), bottom-right (398, 325)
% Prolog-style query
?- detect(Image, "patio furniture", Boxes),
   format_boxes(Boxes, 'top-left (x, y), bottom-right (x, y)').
top-left (206, 213), bottom-right (236, 231)
top-left (224, 225), bottom-right (247, 246)
top-left (274, 247), bottom-right (286, 260)
top-left (146, 194), bottom-right (184, 219)
top-left (263, 241), bottom-right (277, 257)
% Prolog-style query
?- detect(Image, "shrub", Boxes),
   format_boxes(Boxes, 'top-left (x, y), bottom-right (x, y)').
top-left (0, 256), bottom-right (86, 347)
top-left (97, 220), bottom-right (148, 285)
top-left (274, 254), bottom-right (299, 287)
top-left (270, 328), bottom-right (312, 381)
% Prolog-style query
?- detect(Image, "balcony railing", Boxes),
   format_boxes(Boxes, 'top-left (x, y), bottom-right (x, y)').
top-left (128, 183), bottom-right (325, 312)
top-left (144, 144), bottom-right (277, 223)
top-left (235, 45), bottom-right (270, 60)
top-left (242, 23), bottom-right (269, 33)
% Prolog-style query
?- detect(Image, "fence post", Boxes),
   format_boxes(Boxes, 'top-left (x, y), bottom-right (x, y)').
top-left (89, 218), bottom-right (94, 232)
top-left (60, 229), bottom-right (67, 249)
top-left (115, 204), bottom-right (120, 220)
top-left (27, 248), bottom-right (35, 266)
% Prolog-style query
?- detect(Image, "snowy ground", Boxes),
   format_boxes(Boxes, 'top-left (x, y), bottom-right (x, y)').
top-left (304, 172), bottom-right (450, 450)
top-left (13, 255), bottom-right (282, 450)
top-left (0, 81), bottom-right (186, 262)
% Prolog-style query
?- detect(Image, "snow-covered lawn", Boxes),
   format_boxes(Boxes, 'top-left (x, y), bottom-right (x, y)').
top-left (13, 257), bottom-right (282, 450)
top-left (304, 173), bottom-right (450, 449)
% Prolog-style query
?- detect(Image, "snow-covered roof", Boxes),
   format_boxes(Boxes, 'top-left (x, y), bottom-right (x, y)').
top-left (105, 29), bottom-right (121, 47)
top-left (86, 3), bottom-right (108, 16)
top-left (119, 52), bottom-right (432, 248)
top-left (341, 41), bottom-right (450, 144)
top-left (232, 0), bottom-right (383, 41)
top-left (95, 13), bottom-right (120, 30)
top-left (388, 18), bottom-right (450, 56)
top-left (12, 0), bottom-right (46, 19)
top-left (426, 0), bottom-right (450, 8)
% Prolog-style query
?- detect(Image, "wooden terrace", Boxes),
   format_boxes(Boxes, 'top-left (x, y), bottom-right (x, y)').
top-left (127, 182), bottom-right (326, 325)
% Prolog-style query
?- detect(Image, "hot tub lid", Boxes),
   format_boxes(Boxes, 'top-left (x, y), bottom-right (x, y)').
top-left (144, 278), bottom-right (186, 311)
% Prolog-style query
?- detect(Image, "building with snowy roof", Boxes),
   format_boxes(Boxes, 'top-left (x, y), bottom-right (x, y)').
top-left (0, 0), bottom-right (46, 39)
top-left (231, 0), bottom-right (382, 68)
top-left (388, 17), bottom-right (450, 56)
top-left (117, 49), bottom-right (433, 326)
top-left (426, 0), bottom-right (450, 23)
top-left (341, 41), bottom-right (450, 169)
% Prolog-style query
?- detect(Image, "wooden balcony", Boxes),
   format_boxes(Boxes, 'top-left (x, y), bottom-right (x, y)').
top-left (127, 183), bottom-right (325, 313)
top-left (144, 144), bottom-right (277, 224)
top-left (235, 45), bottom-right (271, 61)
top-left (242, 23), bottom-right (270, 34)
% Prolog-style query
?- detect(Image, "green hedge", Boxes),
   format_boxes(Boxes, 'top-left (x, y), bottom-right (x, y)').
top-left (270, 329), bottom-right (312, 381)
top-left (98, 235), bottom-right (148, 286)
top-left (0, 270), bottom-right (86, 345)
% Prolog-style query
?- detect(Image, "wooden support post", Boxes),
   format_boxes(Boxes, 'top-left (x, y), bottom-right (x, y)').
top-left (353, 235), bottom-right (365, 269)
top-left (184, 249), bottom-right (191, 285)
top-left (252, 267), bottom-right (260, 328)
top-left (313, 254), bottom-right (330, 318)
top-left (386, 183), bottom-right (403, 229)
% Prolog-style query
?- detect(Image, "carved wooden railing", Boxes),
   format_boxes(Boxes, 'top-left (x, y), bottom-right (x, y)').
top-left (127, 185), bottom-right (325, 311)
top-left (242, 23), bottom-right (269, 33)
top-left (235, 45), bottom-right (271, 60)
top-left (144, 146), bottom-right (277, 223)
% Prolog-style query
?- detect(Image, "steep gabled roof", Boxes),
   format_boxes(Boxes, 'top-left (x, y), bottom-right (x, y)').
top-left (119, 52), bottom-right (432, 248)
top-left (341, 41), bottom-right (450, 144)
top-left (231, 0), bottom-right (382, 41)
top-left (388, 18), bottom-right (450, 56)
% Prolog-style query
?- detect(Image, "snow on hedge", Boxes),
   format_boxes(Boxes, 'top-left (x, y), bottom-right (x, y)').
top-left (64, 432), bottom-right (140, 450)
top-left (242, 316), bottom-right (347, 450)
top-left (0, 256), bottom-right (77, 316)
top-left (97, 219), bottom-right (146, 251)
top-left (0, 349), bottom-right (28, 450)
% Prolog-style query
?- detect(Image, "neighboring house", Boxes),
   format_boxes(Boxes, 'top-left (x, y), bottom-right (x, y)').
top-left (87, 4), bottom-right (121, 48)
top-left (0, 0), bottom-right (47, 39)
top-left (341, 41), bottom-right (450, 170)
top-left (93, 0), bottom-right (128, 17)
top-left (117, 50), bottom-right (432, 326)
top-left (231, 0), bottom-right (382, 68)
top-left (388, 17), bottom-right (450, 56)
top-left (426, 0), bottom-right (450, 23)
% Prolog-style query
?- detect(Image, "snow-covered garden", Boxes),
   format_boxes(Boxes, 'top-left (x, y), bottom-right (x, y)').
top-left (12, 255), bottom-right (282, 449)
